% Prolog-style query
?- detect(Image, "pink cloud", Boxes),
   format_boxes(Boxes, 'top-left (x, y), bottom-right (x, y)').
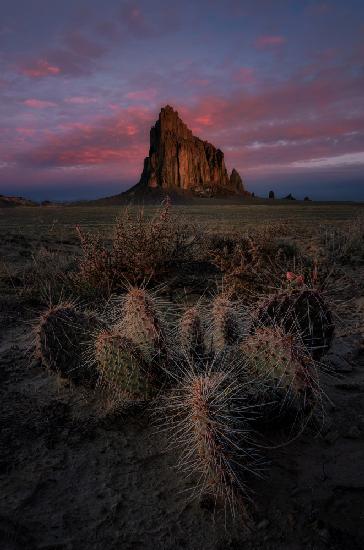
top-left (189, 78), bottom-right (211, 87)
top-left (120, 2), bottom-right (153, 37)
top-left (16, 128), bottom-right (36, 137)
top-left (65, 96), bottom-right (97, 105)
top-left (18, 106), bottom-right (154, 172)
top-left (21, 59), bottom-right (61, 78)
top-left (194, 115), bottom-right (213, 126)
top-left (13, 61), bottom-right (364, 184)
top-left (126, 89), bottom-right (157, 101)
top-left (23, 99), bottom-right (57, 109)
top-left (254, 35), bottom-right (286, 49)
top-left (233, 67), bottom-right (256, 84)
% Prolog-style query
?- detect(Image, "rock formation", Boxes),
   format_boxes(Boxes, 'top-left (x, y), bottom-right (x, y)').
top-left (133, 105), bottom-right (248, 197)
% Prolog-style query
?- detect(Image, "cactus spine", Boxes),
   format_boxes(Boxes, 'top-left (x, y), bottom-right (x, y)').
top-left (117, 287), bottom-right (167, 366)
top-left (166, 365), bottom-right (255, 514)
top-left (179, 306), bottom-right (205, 360)
top-left (95, 330), bottom-right (157, 402)
top-left (242, 326), bottom-right (319, 412)
top-left (211, 295), bottom-right (240, 352)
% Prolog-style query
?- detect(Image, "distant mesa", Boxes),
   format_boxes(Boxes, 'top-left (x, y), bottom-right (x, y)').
top-left (126, 105), bottom-right (250, 198)
top-left (0, 194), bottom-right (37, 208)
top-left (283, 193), bottom-right (296, 201)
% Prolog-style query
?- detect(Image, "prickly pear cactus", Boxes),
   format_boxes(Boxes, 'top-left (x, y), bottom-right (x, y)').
top-left (254, 289), bottom-right (334, 359)
top-left (35, 303), bottom-right (100, 386)
top-left (242, 326), bottom-right (319, 414)
top-left (117, 287), bottom-right (167, 366)
top-left (179, 306), bottom-right (205, 360)
top-left (211, 295), bottom-right (241, 352)
top-left (95, 330), bottom-right (158, 402)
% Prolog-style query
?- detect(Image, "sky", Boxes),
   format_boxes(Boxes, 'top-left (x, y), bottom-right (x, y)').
top-left (0, 0), bottom-right (363, 201)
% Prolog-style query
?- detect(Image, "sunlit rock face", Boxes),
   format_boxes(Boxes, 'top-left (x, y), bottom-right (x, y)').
top-left (136, 105), bottom-right (249, 197)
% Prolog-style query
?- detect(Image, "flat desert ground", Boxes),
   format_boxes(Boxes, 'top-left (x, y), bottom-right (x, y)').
top-left (0, 202), bottom-right (363, 550)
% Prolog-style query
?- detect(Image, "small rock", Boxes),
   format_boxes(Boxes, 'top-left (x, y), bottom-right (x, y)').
top-left (327, 353), bottom-right (353, 373)
top-left (318, 528), bottom-right (330, 543)
top-left (257, 519), bottom-right (270, 530)
top-left (345, 426), bottom-right (361, 439)
top-left (325, 430), bottom-right (340, 445)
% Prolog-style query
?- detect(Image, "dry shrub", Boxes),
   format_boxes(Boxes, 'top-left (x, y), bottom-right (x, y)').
top-left (1, 246), bottom-right (76, 304)
top-left (74, 199), bottom-right (200, 295)
top-left (207, 223), bottom-right (308, 299)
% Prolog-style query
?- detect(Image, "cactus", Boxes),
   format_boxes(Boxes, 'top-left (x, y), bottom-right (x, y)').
top-left (94, 330), bottom-right (159, 402)
top-left (242, 327), bottom-right (319, 413)
top-left (35, 303), bottom-right (100, 386)
top-left (116, 287), bottom-right (167, 367)
top-left (211, 295), bottom-right (241, 352)
top-left (254, 289), bottom-right (334, 359)
top-left (165, 364), bottom-right (256, 514)
top-left (179, 306), bottom-right (205, 360)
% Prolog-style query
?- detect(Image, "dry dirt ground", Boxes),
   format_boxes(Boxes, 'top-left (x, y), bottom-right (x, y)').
top-left (0, 204), bottom-right (363, 549)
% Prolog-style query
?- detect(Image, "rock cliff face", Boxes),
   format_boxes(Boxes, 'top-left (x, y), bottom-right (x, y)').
top-left (135, 105), bottom-right (248, 197)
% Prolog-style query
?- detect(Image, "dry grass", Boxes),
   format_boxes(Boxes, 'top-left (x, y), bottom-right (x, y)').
top-left (321, 215), bottom-right (364, 265)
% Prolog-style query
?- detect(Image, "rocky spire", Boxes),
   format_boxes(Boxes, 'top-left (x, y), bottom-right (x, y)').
top-left (136, 105), bottom-right (248, 196)
top-left (229, 168), bottom-right (244, 193)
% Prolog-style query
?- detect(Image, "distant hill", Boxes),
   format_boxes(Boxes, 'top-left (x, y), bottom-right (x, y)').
top-left (0, 194), bottom-right (38, 208)
top-left (76, 186), bottom-right (259, 206)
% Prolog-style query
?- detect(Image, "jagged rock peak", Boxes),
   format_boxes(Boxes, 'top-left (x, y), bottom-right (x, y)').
top-left (135, 105), bottom-right (248, 197)
top-left (230, 168), bottom-right (244, 193)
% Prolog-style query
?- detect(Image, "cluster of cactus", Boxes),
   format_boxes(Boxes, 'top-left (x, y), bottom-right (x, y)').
top-left (34, 288), bottom-right (168, 404)
top-left (94, 287), bottom-right (168, 406)
top-left (34, 283), bottom-right (334, 516)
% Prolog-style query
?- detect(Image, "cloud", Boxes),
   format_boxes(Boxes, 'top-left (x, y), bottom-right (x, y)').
top-left (19, 27), bottom-right (110, 79)
top-left (18, 107), bottom-right (154, 172)
top-left (23, 99), bottom-right (57, 109)
top-left (126, 89), bottom-right (157, 101)
top-left (254, 35), bottom-right (286, 50)
top-left (292, 151), bottom-right (364, 169)
top-left (21, 59), bottom-right (61, 78)
top-left (233, 67), bottom-right (256, 85)
top-left (64, 96), bottom-right (98, 105)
